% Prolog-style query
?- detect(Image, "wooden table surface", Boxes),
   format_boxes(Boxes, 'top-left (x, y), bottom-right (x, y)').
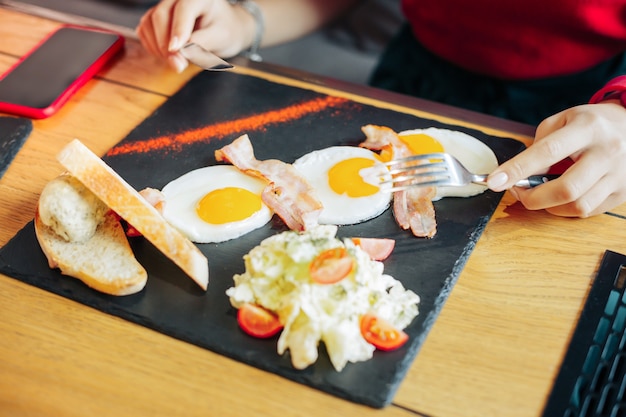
top-left (1, 8), bottom-right (625, 417)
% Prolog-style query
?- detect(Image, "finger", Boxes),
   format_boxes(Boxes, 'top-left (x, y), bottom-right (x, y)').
top-left (148, 0), bottom-right (179, 56)
top-left (185, 0), bottom-right (253, 58)
top-left (586, 190), bottom-right (626, 216)
top-left (187, 18), bottom-right (242, 58)
top-left (488, 115), bottom-right (590, 191)
top-left (577, 160), bottom-right (626, 216)
top-left (534, 109), bottom-right (567, 141)
top-left (513, 149), bottom-right (608, 211)
top-left (168, 0), bottom-right (211, 52)
top-left (167, 52), bottom-right (189, 73)
top-left (136, 10), bottom-right (161, 57)
top-left (137, 6), bottom-right (186, 71)
top-left (544, 183), bottom-right (626, 217)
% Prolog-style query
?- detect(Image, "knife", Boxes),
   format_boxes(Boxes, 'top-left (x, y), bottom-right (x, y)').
top-left (180, 43), bottom-right (234, 71)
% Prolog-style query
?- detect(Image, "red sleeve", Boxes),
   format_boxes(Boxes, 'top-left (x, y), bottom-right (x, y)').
top-left (589, 75), bottom-right (626, 106)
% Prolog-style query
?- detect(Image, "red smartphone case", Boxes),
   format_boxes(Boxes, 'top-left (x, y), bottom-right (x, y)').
top-left (0, 25), bottom-right (125, 119)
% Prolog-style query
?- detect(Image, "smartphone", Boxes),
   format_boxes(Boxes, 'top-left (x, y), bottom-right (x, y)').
top-left (0, 25), bottom-right (125, 119)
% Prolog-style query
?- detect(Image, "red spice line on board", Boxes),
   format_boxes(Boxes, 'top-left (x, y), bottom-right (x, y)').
top-left (106, 96), bottom-right (350, 157)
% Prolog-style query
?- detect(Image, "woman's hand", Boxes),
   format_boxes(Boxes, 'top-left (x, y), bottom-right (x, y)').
top-left (487, 101), bottom-right (626, 217)
top-left (136, 0), bottom-right (256, 72)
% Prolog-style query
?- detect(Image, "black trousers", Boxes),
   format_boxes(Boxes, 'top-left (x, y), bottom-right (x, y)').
top-left (369, 25), bottom-right (626, 126)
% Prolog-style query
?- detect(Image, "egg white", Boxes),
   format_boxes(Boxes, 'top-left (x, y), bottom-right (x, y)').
top-left (160, 165), bottom-right (272, 243)
top-left (398, 128), bottom-right (498, 200)
top-left (292, 146), bottom-right (392, 225)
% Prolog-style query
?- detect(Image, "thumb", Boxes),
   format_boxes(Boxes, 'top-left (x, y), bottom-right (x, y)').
top-left (486, 169), bottom-right (510, 192)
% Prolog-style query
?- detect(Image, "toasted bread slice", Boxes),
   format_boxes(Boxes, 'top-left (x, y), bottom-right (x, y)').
top-left (35, 208), bottom-right (148, 296)
top-left (56, 139), bottom-right (209, 290)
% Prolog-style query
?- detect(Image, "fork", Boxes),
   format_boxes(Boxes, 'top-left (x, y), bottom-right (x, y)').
top-left (381, 152), bottom-right (560, 192)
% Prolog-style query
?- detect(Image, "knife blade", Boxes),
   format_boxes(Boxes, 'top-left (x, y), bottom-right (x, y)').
top-left (180, 43), bottom-right (234, 71)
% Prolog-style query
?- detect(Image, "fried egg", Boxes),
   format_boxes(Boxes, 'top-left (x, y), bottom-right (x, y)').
top-left (160, 165), bottom-right (272, 243)
top-left (397, 128), bottom-right (498, 200)
top-left (292, 146), bottom-right (392, 225)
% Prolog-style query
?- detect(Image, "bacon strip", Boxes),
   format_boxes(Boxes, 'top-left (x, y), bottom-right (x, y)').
top-left (360, 124), bottom-right (437, 238)
top-left (393, 187), bottom-right (437, 238)
top-left (139, 187), bottom-right (166, 214)
top-left (216, 134), bottom-right (322, 231)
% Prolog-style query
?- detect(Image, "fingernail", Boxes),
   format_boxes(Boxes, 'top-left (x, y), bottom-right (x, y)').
top-left (169, 36), bottom-right (183, 52)
top-left (169, 55), bottom-right (188, 73)
top-left (488, 172), bottom-right (508, 190)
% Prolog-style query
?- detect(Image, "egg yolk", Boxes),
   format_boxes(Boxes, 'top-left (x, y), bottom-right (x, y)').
top-left (399, 133), bottom-right (444, 155)
top-left (196, 187), bottom-right (262, 224)
top-left (328, 157), bottom-right (379, 197)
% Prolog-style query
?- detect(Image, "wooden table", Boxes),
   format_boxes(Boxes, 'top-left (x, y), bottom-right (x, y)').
top-left (1, 8), bottom-right (625, 417)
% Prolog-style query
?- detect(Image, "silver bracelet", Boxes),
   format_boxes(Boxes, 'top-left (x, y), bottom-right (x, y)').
top-left (229, 0), bottom-right (264, 62)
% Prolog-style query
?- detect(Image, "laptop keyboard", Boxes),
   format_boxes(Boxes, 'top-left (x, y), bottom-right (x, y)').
top-left (542, 250), bottom-right (626, 417)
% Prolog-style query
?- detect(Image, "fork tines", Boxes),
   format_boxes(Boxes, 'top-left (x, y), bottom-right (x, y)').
top-left (381, 153), bottom-right (452, 191)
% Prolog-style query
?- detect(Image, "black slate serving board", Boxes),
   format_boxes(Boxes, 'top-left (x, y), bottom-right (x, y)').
top-left (0, 71), bottom-right (525, 408)
top-left (0, 116), bottom-right (32, 179)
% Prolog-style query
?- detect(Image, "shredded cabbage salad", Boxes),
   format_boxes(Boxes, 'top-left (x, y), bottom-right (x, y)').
top-left (226, 225), bottom-right (420, 371)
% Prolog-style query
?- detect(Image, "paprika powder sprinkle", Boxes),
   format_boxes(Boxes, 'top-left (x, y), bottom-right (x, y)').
top-left (107, 96), bottom-right (350, 157)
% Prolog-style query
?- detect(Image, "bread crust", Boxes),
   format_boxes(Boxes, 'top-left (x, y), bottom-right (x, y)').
top-left (34, 209), bottom-right (148, 296)
top-left (55, 139), bottom-right (209, 290)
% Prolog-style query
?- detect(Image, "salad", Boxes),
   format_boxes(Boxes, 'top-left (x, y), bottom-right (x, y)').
top-left (226, 225), bottom-right (420, 371)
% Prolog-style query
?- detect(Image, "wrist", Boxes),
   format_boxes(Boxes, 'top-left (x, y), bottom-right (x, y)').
top-left (228, 0), bottom-right (264, 62)
top-left (589, 75), bottom-right (626, 107)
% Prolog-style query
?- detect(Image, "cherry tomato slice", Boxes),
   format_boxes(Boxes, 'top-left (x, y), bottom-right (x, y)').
top-left (237, 303), bottom-right (283, 338)
top-left (351, 237), bottom-right (395, 261)
top-left (309, 247), bottom-right (354, 284)
top-left (125, 223), bottom-right (142, 237)
top-left (360, 313), bottom-right (408, 351)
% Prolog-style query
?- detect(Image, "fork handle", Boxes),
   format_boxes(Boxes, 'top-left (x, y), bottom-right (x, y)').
top-left (514, 174), bottom-right (561, 188)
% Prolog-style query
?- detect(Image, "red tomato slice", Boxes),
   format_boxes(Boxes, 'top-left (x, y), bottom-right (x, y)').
top-left (351, 237), bottom-right (395, 261)
top-left (360, 313), bottom-right (408, 351)
top-left (110, 210), bottom-right (142, 237)
top-left (309, 247), bottom-right (354, 284)
top-left (237, 303), bottom-right (283, 338)
top-left (125, 223), bottom-right (142, 237)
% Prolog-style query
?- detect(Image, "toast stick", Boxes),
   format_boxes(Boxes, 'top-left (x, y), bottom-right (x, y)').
top-left (56, 139), bottom-right (209, 290)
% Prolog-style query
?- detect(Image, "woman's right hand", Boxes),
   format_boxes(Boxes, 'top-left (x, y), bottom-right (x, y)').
top-left (487, 101), bottom-right (626, 217)
top-left (136, 0), bottom-right (257, 72)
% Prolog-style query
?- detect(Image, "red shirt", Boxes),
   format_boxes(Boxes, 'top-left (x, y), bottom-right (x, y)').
top-left (402, 0), bottom-right (626, 80)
